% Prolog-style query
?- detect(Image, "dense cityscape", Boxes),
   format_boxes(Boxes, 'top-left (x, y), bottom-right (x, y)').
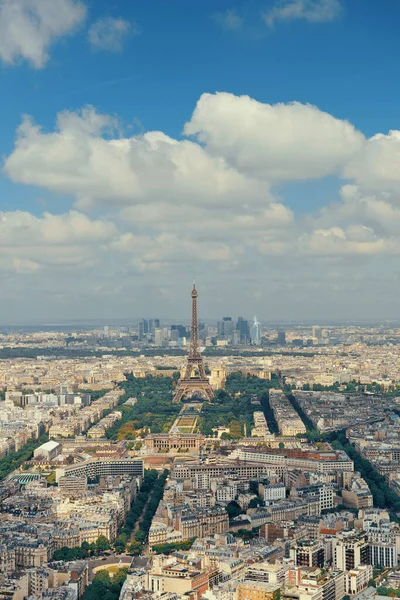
top-left (1, 283), bottom-right (400, 600)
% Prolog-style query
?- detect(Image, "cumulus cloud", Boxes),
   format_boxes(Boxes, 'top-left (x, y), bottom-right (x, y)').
top-left (113, 233), bottom-right (235, 274)
top-left (264, 0), bottom-right (342, 27)
top-left (4, 92), bottom-right (400, 320)
top-left (4, 106), bottom-right (272, 210)
top-left (88, 17), bottom-right (138, 52)
top-left (0, 0), bottom-right (86, 68)
top-left (345, 130), bottom-right (400, 193)
top-left (0, 210), bottom-right (117, 270)
top-left (298, 226), bottom-right (394, 256)
top-left (184, 92), bottom-right (364, 182)
top-left (306, 185), bottom-right (400, 239)
top-left (119, 202), bottom-right (294, 239)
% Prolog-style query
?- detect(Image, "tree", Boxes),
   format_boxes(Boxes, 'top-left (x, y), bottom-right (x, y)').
top-left (134, 530), bottom-right (147, 543)
top-left (93, 570), bottom-right (112, 584)
top-left (114, 534), bottom-right (127, 554)
top-left (96, 536), bottom-right (111, 552)
top-left (127, 541), bottom-right (142, 555)
top-left (81, 541), bottom-right (90, 557)
top-left (249, 497), bottom-right (263, 508)
top-left (112, 568), bottom-right (129, 585)
top-left (225, 501), bottom-right (242, 520)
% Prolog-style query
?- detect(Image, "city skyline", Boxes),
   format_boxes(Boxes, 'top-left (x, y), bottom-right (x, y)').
top-left (1, 0), bottom-right (400, 321)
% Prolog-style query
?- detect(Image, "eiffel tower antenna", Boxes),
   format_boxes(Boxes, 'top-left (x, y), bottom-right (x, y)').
top-left (173, 282), bottom-right (214, 403)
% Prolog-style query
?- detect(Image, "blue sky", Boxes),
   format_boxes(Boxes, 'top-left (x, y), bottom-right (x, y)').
top-left (1, 0), bottom-right (400, 322)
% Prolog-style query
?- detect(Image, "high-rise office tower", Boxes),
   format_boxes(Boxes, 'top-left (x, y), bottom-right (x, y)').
top-left (277, 330), bottom-right (286, 345)
top-left (198, 322), bottom-right (208, 341)
top-left (218, 317), bottom-right (234, 340)
top-left (250, 316), bottom-right (261, 345)
top-left (154, 319), bottom-right (160, 329)
top-left (312, 325), bottom-right (322, 341)
top-left (217, 319), bottom-right (225, 337)
top-left (232, 330), bottom-right (241, 346)
top-left (138, 318), bottom-right (148, 341)
top-left (154, 328), bottom-right (164, 346)
top-left (236, 317), bottom-right (250, 344)
top-left (172, 324), bottom-right (188, 338)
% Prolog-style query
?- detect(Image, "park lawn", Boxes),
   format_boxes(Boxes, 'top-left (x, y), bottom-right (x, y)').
top-left (117, 421), bottom-right (139, 440)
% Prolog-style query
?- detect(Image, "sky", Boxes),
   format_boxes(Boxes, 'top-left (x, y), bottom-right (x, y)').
top-left (1, 0), bottom-right (400, 323)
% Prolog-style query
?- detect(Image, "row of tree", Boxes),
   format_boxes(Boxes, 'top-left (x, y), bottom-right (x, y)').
top-left (286, 393), bottom-right (321, 441)
top-left (152, 538), bottom-right (195, 554)
top-left (53, 469), bottom-right (168, 560)
top-left (327, 430), bottom-right (400, 515)
top-left (114, 469), bottom-right (159, 554)
top-left (52, 536), bottom-right (111, 561)
top-left (283, 392), bottom-right (400, 515)
top-left (128, 469), bottom-right (169, 555)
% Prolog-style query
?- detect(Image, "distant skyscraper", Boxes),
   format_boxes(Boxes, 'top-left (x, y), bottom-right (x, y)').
top-left (103, 326), bottom-right (109, 338)
top-left (154, 328), bottom-right (164, 346)
top-left (236, 316), bottom-right (250, 344)
top-left (277, 330), bottom-right (286, 345)
top-left (312, 326), bottom-right (322, 342)
top-left (232, 330), bottom-right (241, 346)
top-left (250, 316), bottom-right (261, 346)
top-left (198, 322), bottom-right (208, 341)
top-left (172, 324), bottom-right (188, 338)
top-left (154, 319), bottom-right (160, 329)
top-left (138, 318), bottom-right (148, 341)
top-left (218, 317), bottom-right (234, 340)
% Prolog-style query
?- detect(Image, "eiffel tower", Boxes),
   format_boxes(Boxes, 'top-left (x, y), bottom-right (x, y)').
top-left (173, 282), bottom-right (214, 403)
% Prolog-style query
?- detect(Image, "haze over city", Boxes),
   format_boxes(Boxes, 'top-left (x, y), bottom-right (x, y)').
top-left (1, 0), bottom-right (400, 322)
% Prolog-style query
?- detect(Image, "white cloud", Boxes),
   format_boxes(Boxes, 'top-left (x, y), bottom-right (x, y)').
top-left (119, 202), bottom-right (293, 239)
top-left (345, 130), bottom-right (400, 193)
top-left (0, 210), bottom-right (117, 270)
top-left (298, 225), bottom-right (400, 256)
top-left (5, 93), bottom-right (400, 320)
top-left (113, 233), bottom-right (235, 274)
top-left (264, 0), bottom-right (342, 27)
top-left (4, 106), bottom-right (272, 210)
top-left (213, 10), bottom-right (243, 31)
top-left (88, 17), bottom-right (137, 52)
top-left (184, 92), bottom-right (364, 182)
top-left (306, 185), bottom-right (400, 238)
top-left (0, 0), bottom-right (86, 68)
